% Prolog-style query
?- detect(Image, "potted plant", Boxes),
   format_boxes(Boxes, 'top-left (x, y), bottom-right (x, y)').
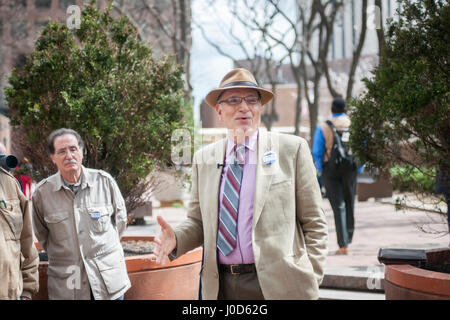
top-left (349, 0), bottom-right (449, 299)
top-left (33, 236), bottom-right (203, 300)
top-left (5, 2), bottom-right (190, 220)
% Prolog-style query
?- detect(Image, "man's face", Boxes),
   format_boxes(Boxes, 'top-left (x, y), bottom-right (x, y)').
top-left (50, 134), bottom-right (83, 182)
top-left (215, 88), bottom-right (263, 138)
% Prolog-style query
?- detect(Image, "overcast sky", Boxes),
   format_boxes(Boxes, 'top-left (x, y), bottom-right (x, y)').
top-left (190, 0), bottom-right (298, 122)
top-left (190, 1), bottom-right (234, 122)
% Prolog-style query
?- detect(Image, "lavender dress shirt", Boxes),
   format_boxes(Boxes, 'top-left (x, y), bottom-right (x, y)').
top-left (218, 130), bottom-right (258, 265)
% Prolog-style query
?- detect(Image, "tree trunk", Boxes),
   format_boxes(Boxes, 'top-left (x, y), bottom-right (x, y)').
top-left (309, 72), bottom-right (321, 145)
top-left (346, 0), bottom-right (368, 100)
top-left (375, 0), bottom-right (386, 57)
top-left (294, 84), bottom-right (303, 136)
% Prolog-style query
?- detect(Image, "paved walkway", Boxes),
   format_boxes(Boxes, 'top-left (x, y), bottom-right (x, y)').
top-left (125, 198), bottom-right (449, 299)
top-left (324, 198), bottom-right (448, 267)
top-left (125, 197), bottom-right (449, 269)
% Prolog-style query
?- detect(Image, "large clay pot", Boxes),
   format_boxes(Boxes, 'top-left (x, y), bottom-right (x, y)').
top-left (384, 248), bottom-right (450, 300)
top-left (33, 235), bottom-right (202, 300)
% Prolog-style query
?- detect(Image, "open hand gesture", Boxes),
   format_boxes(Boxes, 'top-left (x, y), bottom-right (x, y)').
top-left (153, 216), bottom-right (177, 266)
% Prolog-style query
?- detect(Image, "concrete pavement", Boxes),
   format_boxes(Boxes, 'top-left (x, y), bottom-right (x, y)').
top-left (124, 196), bottom-right (449, 299)
top-left (125, 197), bottom-right (449, 266)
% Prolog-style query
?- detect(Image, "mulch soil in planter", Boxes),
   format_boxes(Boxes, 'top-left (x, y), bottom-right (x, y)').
top-left (38, 240), bottom-right (155, 261)
top-left (121, 240), bottom-right (155, 257)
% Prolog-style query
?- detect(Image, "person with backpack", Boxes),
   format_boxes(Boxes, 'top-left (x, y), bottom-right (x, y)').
top-left (312, 97), bottom-right (358, 255)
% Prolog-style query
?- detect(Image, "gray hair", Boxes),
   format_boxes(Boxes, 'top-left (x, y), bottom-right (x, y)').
top-left (47, 128), bottom-right (85, 155)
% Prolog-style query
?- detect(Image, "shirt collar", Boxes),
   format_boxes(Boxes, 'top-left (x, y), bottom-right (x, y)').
top-left (332, 112), bottom-right (346, 118)
top-left (62, 176), bottom-right (81, 187)
top-left (225, 130), bottom-right (258, 158)
top-left (52, 165), bottom-right (92, 192)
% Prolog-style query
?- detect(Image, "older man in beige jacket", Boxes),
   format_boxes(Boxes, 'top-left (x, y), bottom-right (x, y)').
top-left (0, 143), bottom-right (39, 300)
top-left (32, 129), bottom-right (130, 300)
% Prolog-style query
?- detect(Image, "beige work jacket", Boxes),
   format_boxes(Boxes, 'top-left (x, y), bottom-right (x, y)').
top-left (0, 167), bottom-right (39, 300)
top-left (32, 166), bottom-right (130, 300)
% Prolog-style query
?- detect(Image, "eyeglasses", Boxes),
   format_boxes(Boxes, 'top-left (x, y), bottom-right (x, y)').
top-left (218, 96), bottom-right (260, 106)
top-left (55, 146), bottom-right (81, 157)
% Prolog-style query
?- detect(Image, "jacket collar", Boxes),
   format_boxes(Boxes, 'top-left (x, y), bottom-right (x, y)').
top-left (50, 165), bottom-right (93, 192)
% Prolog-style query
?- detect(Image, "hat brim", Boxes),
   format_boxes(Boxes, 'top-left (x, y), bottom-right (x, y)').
top-left (205, 86), bottom-right (274, 108)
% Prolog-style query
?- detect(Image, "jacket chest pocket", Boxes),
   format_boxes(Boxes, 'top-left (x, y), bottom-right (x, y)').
top-left (87, 206), bottom-right (112, 234)
top-left (44, 211), bottom-right (71, 241)
top-left (0, 199), bottom-right (23, 240)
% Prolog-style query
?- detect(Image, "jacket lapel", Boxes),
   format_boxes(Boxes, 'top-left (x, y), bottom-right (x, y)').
top-left (252, 129), bottom-right (275, 230)
top-left (204, 138), bottom-right (227, 245)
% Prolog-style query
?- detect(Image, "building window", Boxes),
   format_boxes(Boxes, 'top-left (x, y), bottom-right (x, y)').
top-left (11, 21), bottom-right (28, 39)
top-left (35, 0), bottom-right (51, 8)
top-left (10, 0), bottom-right (26, 8)
top-left (155, 0), bottom-right (171, 11)
top-left (35, 20), bottom-right (49, 31)
top-left (59, 0), bottom-right (77, 9)
top-left (0, 20), bottom-right (3, 37)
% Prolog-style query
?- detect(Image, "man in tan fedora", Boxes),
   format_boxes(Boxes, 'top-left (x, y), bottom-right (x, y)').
top-left (154, 68), bottom-right (328, 299)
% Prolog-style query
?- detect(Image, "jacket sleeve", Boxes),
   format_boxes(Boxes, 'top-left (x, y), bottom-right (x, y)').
top-left (18, 184), bottom-right (39, 298)
top-left (311, 125), bottom-right (325, 175)
top-left (32, 189), bottom-right (49, 253)
top-left (172, 151), bottom-right (204, 259)
top-left (296, 138), bottom-right (328, 285)
top-left (108, 175), bottom-right (127, 238)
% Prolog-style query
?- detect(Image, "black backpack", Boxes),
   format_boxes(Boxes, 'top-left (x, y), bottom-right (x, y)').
top-left (323, 120), bottom-right (356, 177)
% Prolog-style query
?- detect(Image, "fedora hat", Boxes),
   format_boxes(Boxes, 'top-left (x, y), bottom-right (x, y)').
top-left (205, 68), bottom-right (274, 107)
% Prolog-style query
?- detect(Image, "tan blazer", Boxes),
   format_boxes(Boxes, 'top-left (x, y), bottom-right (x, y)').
top-left (173, 129), bottom-right (328, 300)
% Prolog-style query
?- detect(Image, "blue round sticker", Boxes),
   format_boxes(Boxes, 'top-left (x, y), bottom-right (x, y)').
top-left (262, 151), bottom-right (276, 165)
top-left (90, 211), bottom-right (101, 220)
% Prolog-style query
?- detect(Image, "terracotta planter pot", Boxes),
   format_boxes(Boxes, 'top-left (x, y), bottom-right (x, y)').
top-left (384, 248), bottom-right (450, 300)
top-left (32, 235), bottom-right (202, 300)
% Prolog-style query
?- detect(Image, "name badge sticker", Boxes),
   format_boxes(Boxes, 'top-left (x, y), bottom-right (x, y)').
top-left (90, 211), bottom-right (101, 220)
top-left (262, 151), bottom-right (277, 165)
top-left (341, 131), bottom-right (350, 142)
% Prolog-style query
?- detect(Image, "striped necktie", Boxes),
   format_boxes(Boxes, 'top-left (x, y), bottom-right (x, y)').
top-left (217, 144), bottom-right (245, 256)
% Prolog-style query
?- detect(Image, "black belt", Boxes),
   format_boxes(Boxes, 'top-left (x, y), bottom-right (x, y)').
top-left (219, 263), bottom-right (256, 275)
